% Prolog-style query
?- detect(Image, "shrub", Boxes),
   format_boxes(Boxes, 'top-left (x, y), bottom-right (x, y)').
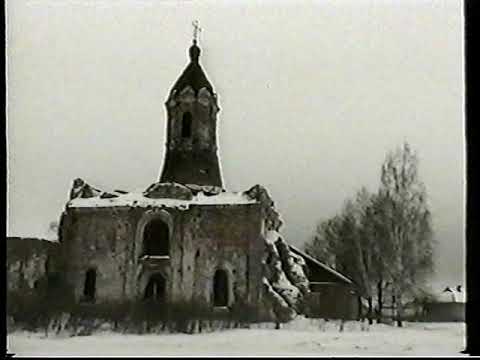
top-left (7, 291), bottom-right (268, 336)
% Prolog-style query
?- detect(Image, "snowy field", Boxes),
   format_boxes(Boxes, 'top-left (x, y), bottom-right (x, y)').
top-left (8, 320), bottom-right (466, 357)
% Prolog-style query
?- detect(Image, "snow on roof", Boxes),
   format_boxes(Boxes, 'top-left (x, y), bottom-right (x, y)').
top-left (456, 291), bottom-right (466, 303)
top-left (67, 190), bottom-right (257, 209)
top-left (436, 291), bottom-right (457, 303)
top-left (288, 245), bottom-right (354, 285)
top-left (435, 287), bottom-right (466, 303)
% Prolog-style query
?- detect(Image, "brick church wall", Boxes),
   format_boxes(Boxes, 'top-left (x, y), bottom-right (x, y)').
top-left (59, 202), bottom-right (265, 309)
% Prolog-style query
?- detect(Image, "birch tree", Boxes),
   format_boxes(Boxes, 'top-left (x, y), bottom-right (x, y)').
top-left (305, 142), bottom-right (434, 325)
top-left (377, 142), bottom-right (435, 326)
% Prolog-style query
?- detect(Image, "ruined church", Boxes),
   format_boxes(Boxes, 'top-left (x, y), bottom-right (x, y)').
top-left (8, 33), bottom-right (360, 322)
top-left (59, 37), bottom-right (297, 314)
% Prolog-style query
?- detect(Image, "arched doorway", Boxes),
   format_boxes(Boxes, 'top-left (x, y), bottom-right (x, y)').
top-left (143, 219), bottom-right (169, 256)
top-left (83, 268), bottom-right (96, 302)
top-left (144, 273), bottom-right (167, 302)
top-left (213, 269), bottom-right (229, 307)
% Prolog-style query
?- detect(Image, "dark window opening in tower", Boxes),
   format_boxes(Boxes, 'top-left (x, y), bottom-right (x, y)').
top-left (182, 112), bottom-right (192, 138)
top-left (213, 269), bottom-right (229, 307)
top-left (83, 268), bottom-right (97, 302)
top-left (143, 219), bottom-right (169, 256)
top-left (144, 273), bottom-right (166, 302)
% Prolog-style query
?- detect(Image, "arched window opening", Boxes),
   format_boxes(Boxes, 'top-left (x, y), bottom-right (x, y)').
top-left (144, 273), bottom-right (166, 302)
top-left (143, 219), bottom-right (169, 256)
top-left (83, 268), bottom-right (97, 302)
top-left (182, 112), bottom-right (192, 138)
top-left (213, 269), bottom-right (229, 307)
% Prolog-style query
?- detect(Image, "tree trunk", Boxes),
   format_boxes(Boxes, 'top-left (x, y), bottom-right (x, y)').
top-left (396, 294), bottom-right (403, 327)
top-left (392, 293), bottom-right (396, 323)
top-left (44, 318), bottom-right (49, 338)
top-left (367, 296), bottom-right (373, 325)
top-left (377, 280), bottom-right (383, 323)
top-left (357, 296), bottom-right (363, 321)
top-left (392, 293), bottom-right (403, 327)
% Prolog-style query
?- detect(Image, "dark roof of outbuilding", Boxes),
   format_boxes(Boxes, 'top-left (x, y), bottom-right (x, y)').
top-left (288, 245), bottom-right (354, 285)
top-left (170, 41), bottom-right (214, 95)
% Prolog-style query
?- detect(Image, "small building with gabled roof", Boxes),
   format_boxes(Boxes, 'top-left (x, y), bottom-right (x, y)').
top-left (288, 245), bottom-right (360, 320)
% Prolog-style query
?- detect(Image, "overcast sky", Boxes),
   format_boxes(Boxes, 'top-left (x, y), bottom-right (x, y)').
top-left (7, 0), bottom-right (464, 289)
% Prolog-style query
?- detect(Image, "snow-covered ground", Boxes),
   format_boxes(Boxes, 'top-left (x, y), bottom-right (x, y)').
top-left (7, 320), bottom-right (465, 357)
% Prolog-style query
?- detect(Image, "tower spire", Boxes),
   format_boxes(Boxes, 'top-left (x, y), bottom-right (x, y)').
top-left (160, 25), bottom-right (222, 188)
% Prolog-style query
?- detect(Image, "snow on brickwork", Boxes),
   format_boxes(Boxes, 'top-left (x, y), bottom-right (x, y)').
top-left (244, 185), bottom-right (284, 231)
top-left (265, 230), bottom-right (281, 244)
top-left (262, 277), bottom-right (297, 322)
top-left (260, 191), bottom-right (310, 322)
top-left (274, 236), bottom-right (310, 295)
top-left (67, 179), bottom-right (256, 209)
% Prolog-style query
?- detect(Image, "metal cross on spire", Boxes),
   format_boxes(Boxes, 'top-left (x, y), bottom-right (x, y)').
top-left (192, 20), bottom-right (202, 44)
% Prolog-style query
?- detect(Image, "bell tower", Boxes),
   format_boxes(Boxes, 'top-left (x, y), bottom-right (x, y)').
top-left (160, 24), bottom-right (223, 188)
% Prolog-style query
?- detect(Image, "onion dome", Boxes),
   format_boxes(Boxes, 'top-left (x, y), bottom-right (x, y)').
top-left (170, 40), bottom-right (214, 95)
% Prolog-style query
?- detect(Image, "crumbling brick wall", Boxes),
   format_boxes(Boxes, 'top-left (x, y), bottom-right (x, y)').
top-left (7, 237), bottom-right (60, 293)
top-left (182, 204), bottom-right (264, 308)
top-left (60, 207), bottom-right (143, 302)
top-left (59, 202), bottom-right (265, 311)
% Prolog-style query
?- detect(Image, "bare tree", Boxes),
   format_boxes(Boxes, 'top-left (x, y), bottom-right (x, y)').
top-left (376, 142), bottom-right (435, 326)
top-left (354, 188), bottom-right (386, 323)
top-left (305, 142), bottom-right (434, 326)
top-left (362, 193), bottom-right (394, 322)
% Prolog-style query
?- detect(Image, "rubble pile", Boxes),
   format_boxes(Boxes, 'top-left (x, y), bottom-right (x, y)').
top-left (144, 182), bottom-right (193, 200)
top-left (245, 185), bottom-right (310, 322)
top-left (244, 185), bottom-right (283, 231)
top-left (69, 178), bottom-right (120, 200)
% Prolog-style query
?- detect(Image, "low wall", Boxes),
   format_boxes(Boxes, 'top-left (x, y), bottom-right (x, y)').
top-left (423, 302), bottom-right (465, 322)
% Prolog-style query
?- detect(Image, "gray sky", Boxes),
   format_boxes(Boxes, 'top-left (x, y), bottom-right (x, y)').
top-left (7, 0), bottom-right (464, 289)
